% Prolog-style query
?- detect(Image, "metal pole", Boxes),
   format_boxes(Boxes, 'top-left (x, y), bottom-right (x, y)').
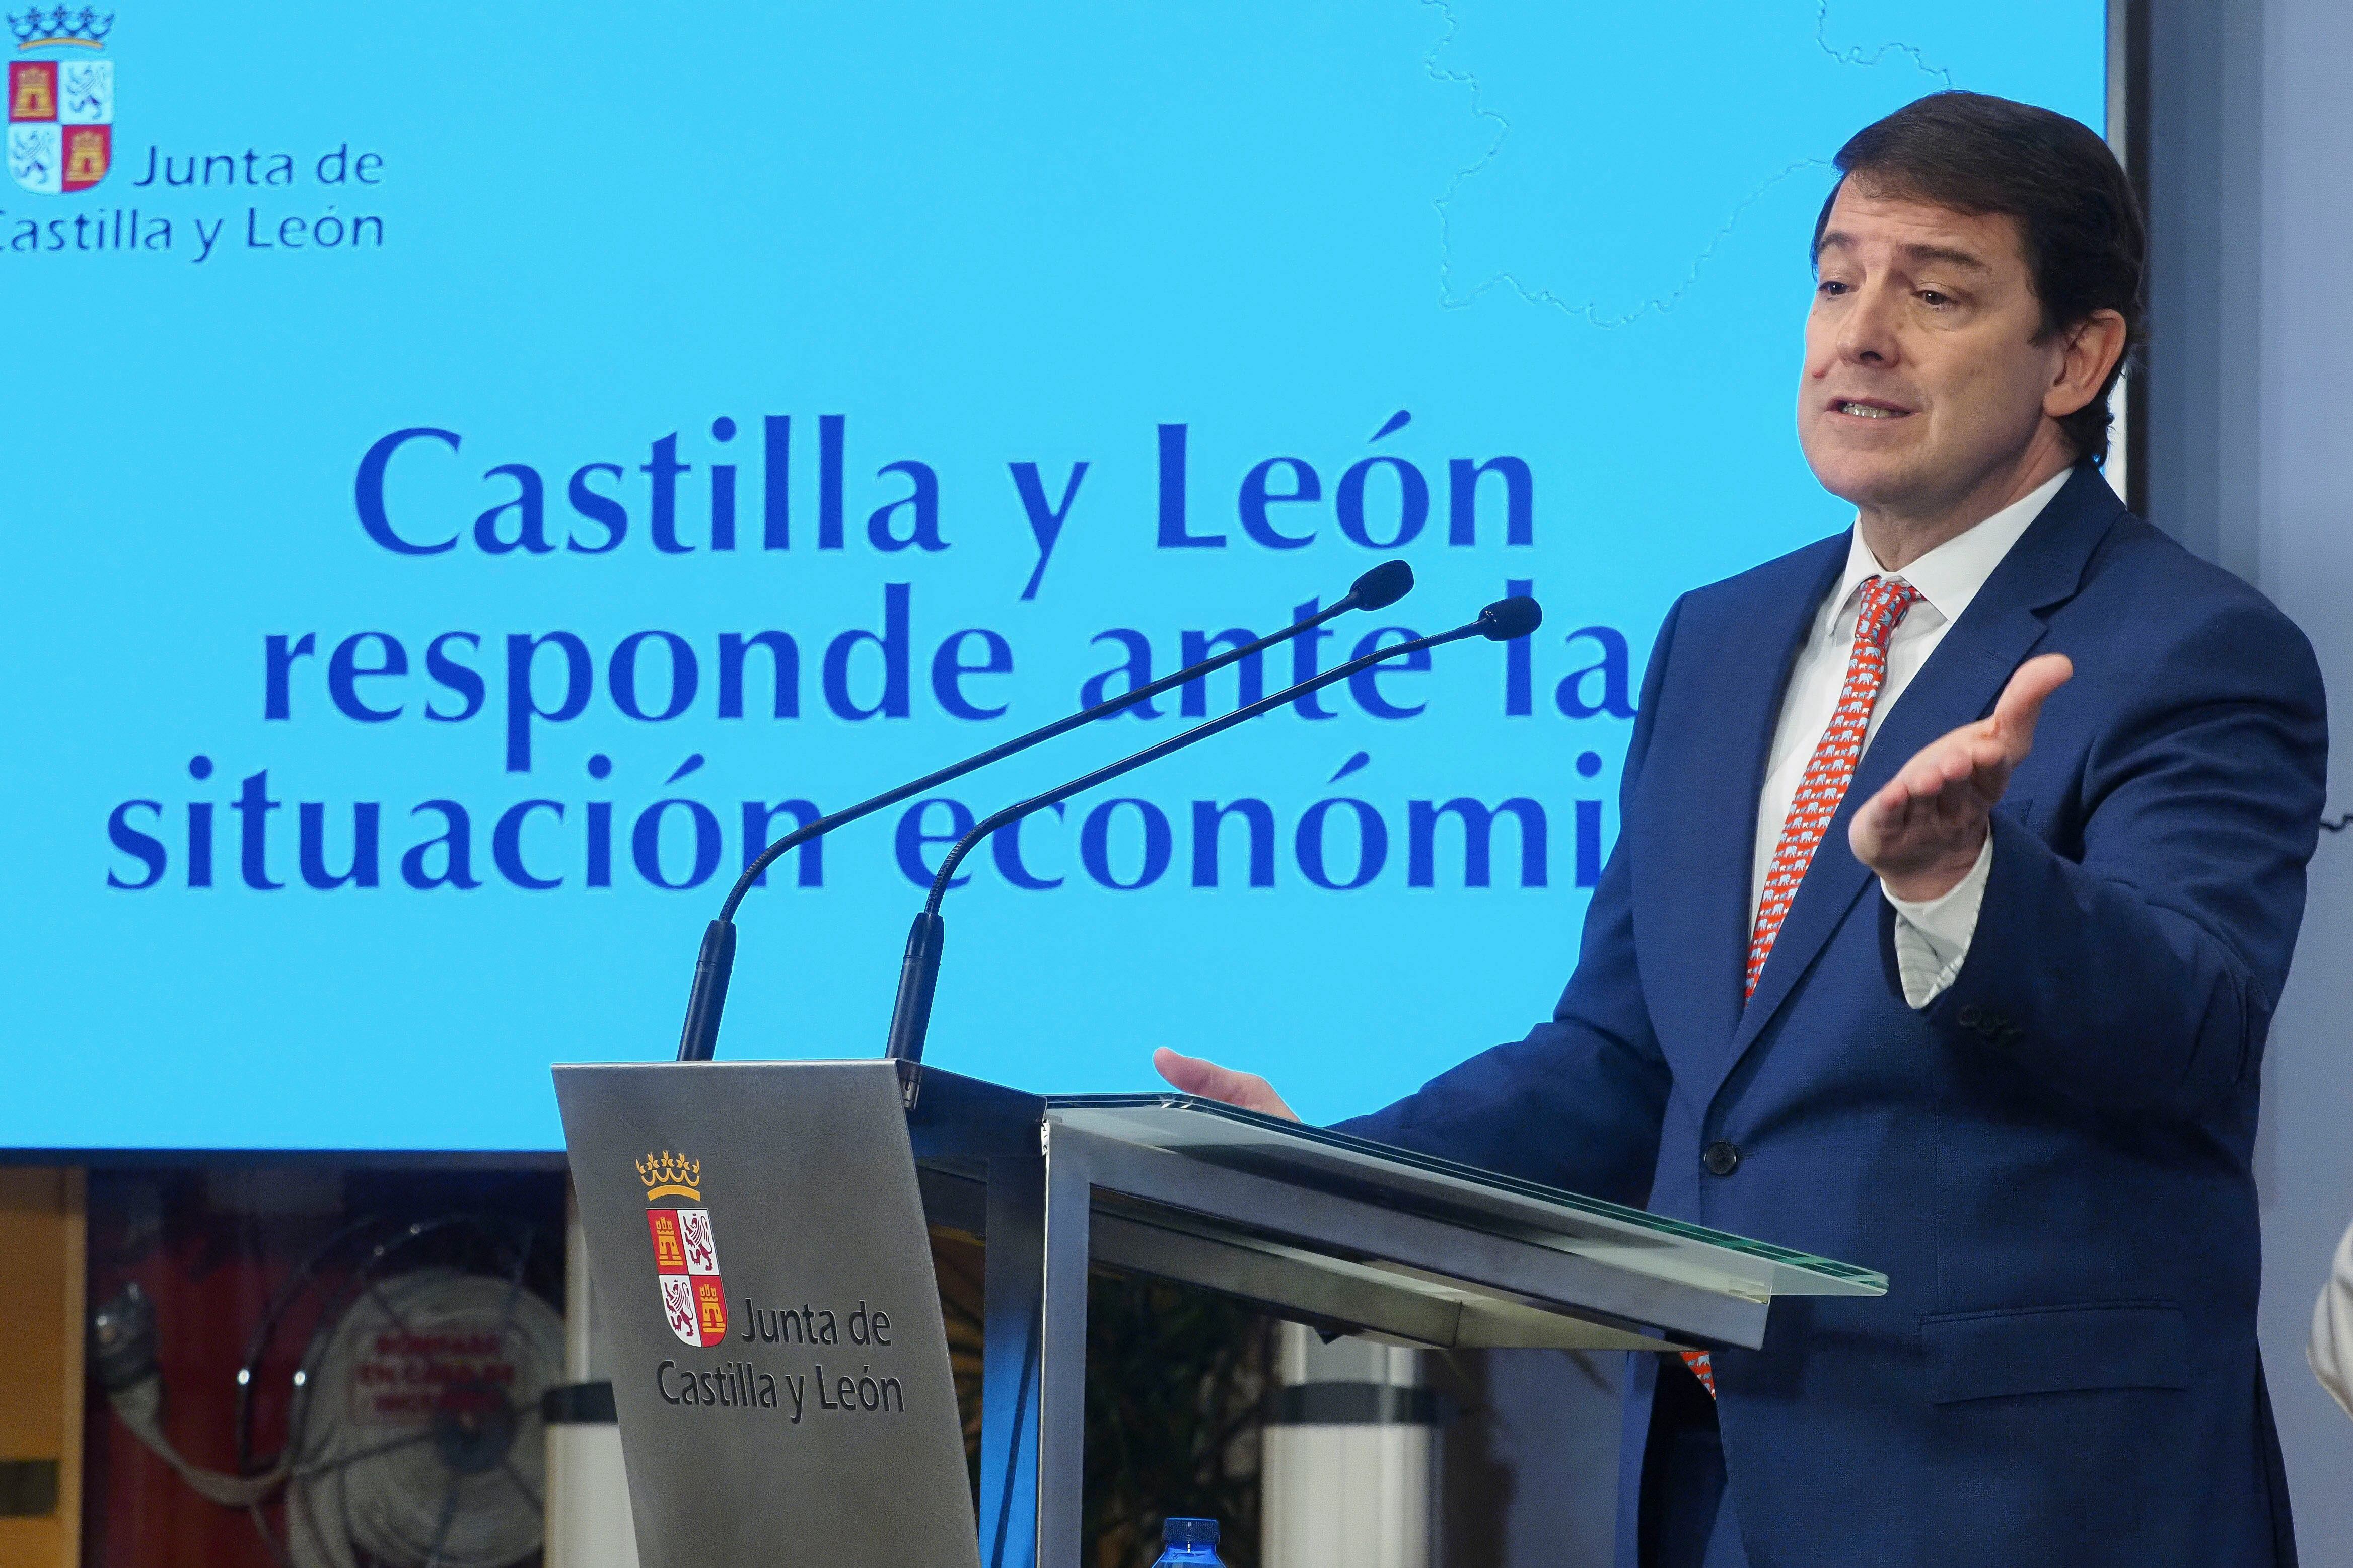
top-left (1035, 1125), bottom-right (1094, 1568)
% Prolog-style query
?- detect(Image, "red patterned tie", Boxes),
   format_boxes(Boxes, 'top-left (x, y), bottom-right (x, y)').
top-left (1683, 572), bottom-right (1920, 1400)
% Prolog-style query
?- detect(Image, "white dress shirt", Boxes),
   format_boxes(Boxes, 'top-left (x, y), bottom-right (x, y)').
top-left (2311, 1219), bottom-right (2353, 1418)
top-left (1751, 468), bottom-right (2070, 1007)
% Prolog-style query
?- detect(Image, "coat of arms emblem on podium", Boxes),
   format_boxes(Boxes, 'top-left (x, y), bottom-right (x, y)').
top-left (7, 8), bottom-right (116, 195)
top-left (641, 1151), bottom-right (730, 1348)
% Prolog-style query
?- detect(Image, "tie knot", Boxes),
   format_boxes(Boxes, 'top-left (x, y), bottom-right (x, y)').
top-left (1855, 575), bottom-right (1921, 651)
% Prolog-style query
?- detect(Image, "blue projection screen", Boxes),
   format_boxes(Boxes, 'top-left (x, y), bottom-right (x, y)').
top-left (0, 3), bottom-right (2105, 1150)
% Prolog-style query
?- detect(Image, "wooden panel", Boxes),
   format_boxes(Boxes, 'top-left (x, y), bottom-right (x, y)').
top-left (0, 1168), bottom-right (85, 1568)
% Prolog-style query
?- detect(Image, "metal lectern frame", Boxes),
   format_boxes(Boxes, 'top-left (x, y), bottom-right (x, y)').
top-left (895, 1066), bottom-right (1884, 1568)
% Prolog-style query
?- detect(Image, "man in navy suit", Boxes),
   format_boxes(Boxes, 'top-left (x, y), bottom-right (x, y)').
top-left (1159, 93), bottom-right (2327, 1565)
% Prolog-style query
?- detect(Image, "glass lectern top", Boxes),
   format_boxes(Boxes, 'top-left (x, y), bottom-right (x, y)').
top-left (1045, 1093), bottom-right (1886, 1302)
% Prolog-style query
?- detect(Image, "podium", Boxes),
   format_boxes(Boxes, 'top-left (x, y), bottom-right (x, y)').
top-left (555, 1059), bottom-right (1884, 1568)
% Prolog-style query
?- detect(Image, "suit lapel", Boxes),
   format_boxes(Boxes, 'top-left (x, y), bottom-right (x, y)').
top-left (1638, 537), bottom-right (1845, 1071)
top-left (1705, 466), bottom-right (2124, 1101)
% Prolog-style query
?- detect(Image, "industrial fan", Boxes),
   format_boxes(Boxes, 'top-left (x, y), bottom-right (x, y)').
top-left (92, 1212), bottom-right (563, 1568)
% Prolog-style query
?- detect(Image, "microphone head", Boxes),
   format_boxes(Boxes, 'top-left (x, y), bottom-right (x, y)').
top-left (1349, 559), bottom-right (1415, 612)
top-left (1476, 594), bottom-right (1544, 641)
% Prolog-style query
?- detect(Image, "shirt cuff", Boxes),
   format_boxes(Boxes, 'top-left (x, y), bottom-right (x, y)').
top-left (2311, 1219), bottom-right (2353, 1420)
top-left (1883, 833), bottom-right (1993, 1009)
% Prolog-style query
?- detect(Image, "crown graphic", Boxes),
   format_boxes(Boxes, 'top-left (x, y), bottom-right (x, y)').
top-left (9, 7), bottom-right (113, 47)
top-left (637, 1151), bottom-right (702, 1202)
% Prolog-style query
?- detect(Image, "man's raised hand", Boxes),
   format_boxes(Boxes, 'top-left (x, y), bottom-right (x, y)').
top-left (1152, 1048), bottom-right (1300, 1121)
top-left (1849, 652), bottom-right (2073, 902)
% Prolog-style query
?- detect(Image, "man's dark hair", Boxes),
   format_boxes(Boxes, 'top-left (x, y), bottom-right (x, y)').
top-left (1811, 91), bottom-right (2145, 464)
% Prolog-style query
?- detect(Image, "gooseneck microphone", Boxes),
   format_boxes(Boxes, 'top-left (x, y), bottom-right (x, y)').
top-left (673, 559), bottom-right (1415, 1060)
top-left (880, 593), bottom-right (1543, 1066)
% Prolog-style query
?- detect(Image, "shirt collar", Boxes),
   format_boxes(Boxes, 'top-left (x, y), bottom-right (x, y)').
top-left (1829, 466), bottom-right (2073, 632)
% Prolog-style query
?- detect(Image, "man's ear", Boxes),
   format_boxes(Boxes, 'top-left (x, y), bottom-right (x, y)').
top-left (2046, 309), bottom-right (2129, 420)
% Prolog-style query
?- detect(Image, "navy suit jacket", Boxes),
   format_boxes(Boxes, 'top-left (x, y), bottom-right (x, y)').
top-left (1340, 466), bottom-right (2327, 1566)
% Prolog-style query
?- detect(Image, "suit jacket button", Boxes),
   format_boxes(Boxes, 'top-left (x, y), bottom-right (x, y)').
top-left (1955, 1004), bottom-right (1982, 1027)
top-left (1703, 1141), bottom-right (1741, 1176)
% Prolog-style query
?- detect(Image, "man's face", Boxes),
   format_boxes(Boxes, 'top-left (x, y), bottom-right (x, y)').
top-left (1799, 181), bottom-right (2071, 514)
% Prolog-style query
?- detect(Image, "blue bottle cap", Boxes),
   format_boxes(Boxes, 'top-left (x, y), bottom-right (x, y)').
top-left (1164, 1517), bottom-right (1220, 1547)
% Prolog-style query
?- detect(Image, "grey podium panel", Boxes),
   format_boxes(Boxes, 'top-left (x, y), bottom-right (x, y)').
top-left (558, 1060), bottom-right (1887, 1568)
top-left (556, 1060), bottom-right (980, 1568)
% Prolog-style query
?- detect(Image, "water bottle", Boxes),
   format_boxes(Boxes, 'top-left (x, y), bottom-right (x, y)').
top-left (1154, 1516), bottom-right (1225, 1566)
